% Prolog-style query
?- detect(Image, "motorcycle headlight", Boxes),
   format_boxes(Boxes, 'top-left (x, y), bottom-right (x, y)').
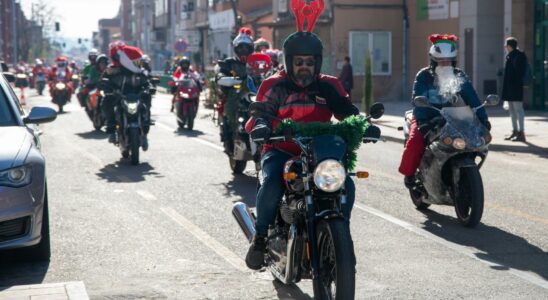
top-left (452, 138), bottom-right (466, 150)
top-left (127, 102), bottom-right (139, 115)
top-left (72, 75), bottom-right (79, 79)
top-left (0, 165), bottom-right (32, 187)
top-left (250, 95), bottom-right (257, 102)
top-left (182, 93), bottom-right (190, 98)
top-left (55, 83), bottom-right (66, 90)
top-left (313, 159), bottom-right (346, 192)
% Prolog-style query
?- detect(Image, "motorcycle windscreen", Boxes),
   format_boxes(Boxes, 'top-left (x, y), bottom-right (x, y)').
top-left (440, 106), bottom-right (489, 149)
top-left (311, 135), bottom-right (347, 164)
top-left (178, 79), bottom-right (197, 89)
top-left (124, 93), bottom-right (140, 102)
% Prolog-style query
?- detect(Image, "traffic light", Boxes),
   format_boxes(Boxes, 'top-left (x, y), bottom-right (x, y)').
top-left (55, 22), bottom-right (60, 31)
top-left (78, 38), bottom-right (82, 44)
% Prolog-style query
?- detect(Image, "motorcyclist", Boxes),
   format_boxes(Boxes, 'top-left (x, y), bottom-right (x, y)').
top-left (262, 49), bottom-right (283, 71)
top-left (398, 34), bottom-right (491, 189)
top-left (70, 60), bottom-right (80, 73)
top-left (253, 37), bottom-right (271, 53)
top-left (140, 54), bottom-right (152, 74)
top-left (102, 41), bottom-right (151, 147)
top-left (78, 49), bottom-right (100, 106)
top-left (32, 59), bottom-right (47, 78)
top-left (215, 27), bottom-right (254, 154)
top-left (48, 56), bottom-right (73, 95)
top-left (243, 30), bottom-right (360, 270)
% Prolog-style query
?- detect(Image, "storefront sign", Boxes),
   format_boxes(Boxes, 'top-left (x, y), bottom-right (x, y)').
top-left (417, 0), bottom-right (449, 21)
top-left (209, 10), bottom-right (235, 30)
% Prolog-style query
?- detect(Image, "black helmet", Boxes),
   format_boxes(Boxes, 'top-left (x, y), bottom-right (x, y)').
top-left (283, 31), bottom-right (323, 77)
top-left (178, 56), bottom-right (190, 71)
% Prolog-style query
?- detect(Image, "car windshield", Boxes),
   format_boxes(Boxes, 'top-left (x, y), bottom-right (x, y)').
top-left (0, 87), bottom-right (18, 126)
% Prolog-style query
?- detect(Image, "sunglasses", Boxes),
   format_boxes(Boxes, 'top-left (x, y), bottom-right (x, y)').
top-left (294, 58), bottom-right (315, 67)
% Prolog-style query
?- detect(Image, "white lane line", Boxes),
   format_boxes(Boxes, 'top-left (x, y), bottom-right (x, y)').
top-left (137, 190), bottom-right (157, 201)
top-left (160, 207), bottom-right (248, 273)
top-left (156, 122), bottom-right (225, 152)
top-left (354, 203), bottom-right (548, 290)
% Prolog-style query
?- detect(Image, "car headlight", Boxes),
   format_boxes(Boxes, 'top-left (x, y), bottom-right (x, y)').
top-left (313, 159), bottom-right (346, 192)
top-left (55, 82), bottom-right (66, 90)
top-left (127, 102), bottom-right (139, 115)
top-left (0, 165), bottom-right (32, 187)
top-left (452, 138), bottom-right (466, 150)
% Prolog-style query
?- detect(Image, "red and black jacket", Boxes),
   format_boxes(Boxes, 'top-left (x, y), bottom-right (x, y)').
top-left (245, 70), bottom-right (359, 155)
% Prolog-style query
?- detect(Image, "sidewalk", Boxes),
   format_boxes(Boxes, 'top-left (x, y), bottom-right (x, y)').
top-left (0, 282), bottom-right (89, 300)
top-left (368, 101), bottom-right (548, 158)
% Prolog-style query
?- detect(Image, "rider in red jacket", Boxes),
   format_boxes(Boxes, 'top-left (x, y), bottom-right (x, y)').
top-left (243, 30), bottom-right (359, 270)
top-left (48, 57), bottom-right (73, 95)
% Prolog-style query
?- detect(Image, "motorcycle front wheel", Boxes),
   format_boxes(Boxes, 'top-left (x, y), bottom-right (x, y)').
top-left (316, 219), bottom-right (355, 300)
top-left (229, 157), bottom-right (247, 174)
top-left (454, 166), bottom-right (484, 227)
top-left (187, 105), bottom-right (194, 131)
top-left (128, 127), bottom-right (140, 165)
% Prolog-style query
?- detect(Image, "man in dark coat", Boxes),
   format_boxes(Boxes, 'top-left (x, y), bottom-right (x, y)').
top-left (502, 37), bottom-right (527, 142)
top-left (338, 56), bottom-right (354, 100)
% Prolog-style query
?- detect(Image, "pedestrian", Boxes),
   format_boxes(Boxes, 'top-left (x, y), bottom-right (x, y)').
top-left (502, 37), bottom-right (528, 142)
top-left (338, 56), bottom-right (354, 101)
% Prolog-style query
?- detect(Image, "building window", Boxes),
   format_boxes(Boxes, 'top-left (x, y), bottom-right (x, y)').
top-left (349, 31), bottom-right (391, 76)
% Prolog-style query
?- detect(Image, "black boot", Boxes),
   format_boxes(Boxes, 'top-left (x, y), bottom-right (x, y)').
top-left (404, 175), bottom-right (416, 189)
top-left (505, 130), bottom-right (518, 141)
top-left (511, 131), bottom-right (526, 142)
top-left (245, 234), bottom-right (267, 270)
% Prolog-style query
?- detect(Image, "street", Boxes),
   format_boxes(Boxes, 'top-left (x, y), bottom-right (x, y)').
top-left (0, 89), bottom-right (547, 300)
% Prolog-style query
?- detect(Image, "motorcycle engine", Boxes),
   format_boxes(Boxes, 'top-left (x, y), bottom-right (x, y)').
top-left (280, 195), bottom-right (304, 224)
top-left (268, 228), bottom-right (287, 265)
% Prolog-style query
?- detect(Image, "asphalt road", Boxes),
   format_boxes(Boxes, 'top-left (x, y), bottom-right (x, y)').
top-left (0, 88), bottom-right (546, 299)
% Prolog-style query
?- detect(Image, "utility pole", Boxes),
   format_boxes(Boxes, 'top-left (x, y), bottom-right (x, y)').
top-left (170, 0), bottom-right (176, 57)
top-left (12, 0), bottom-right (18, 65)
top-left (402, 0), bottom-right (409, 102)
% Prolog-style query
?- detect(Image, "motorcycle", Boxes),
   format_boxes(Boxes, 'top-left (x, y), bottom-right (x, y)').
top-left (400, 95), bottom-right (499, 227)
top-left (51, 80), bottom-right (71, 113)
top-left (86, 89), bottom-right (105, 131)
top-left (35, 71), bottom-right (46, 96)
top-left (233, 102), bottom-right (384, 300)
top-left (103, 74), bottom-right (152, 165)
top-left (171, 76), bottom-right (201, 130)
top-left (72, 74), bottom-right (80, 92)
top-left (217, 76), bottom-right (262, 174)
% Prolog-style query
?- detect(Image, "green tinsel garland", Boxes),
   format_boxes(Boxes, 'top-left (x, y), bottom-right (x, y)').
top-left (275, 115), bottom-right (368, 171)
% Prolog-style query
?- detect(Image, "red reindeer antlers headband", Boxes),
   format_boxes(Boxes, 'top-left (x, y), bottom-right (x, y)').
top-left (291, 0), bottom-right (325, 32)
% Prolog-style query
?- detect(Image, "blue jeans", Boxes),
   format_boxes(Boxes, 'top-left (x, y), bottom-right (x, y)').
top-left (508, 101), bottom-right (525, 132)
top-left (255, 149), bottom-right (356, 235)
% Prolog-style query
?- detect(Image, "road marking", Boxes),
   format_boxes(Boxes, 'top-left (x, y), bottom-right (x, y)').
top-left (160, 207), bottom-right (248, 273)
top-left (156, 121), bottom-right (224, 152)
top-left (137, 190), bottom-right (157, 201)
top-left (354, 203), bottom-right (548, 290)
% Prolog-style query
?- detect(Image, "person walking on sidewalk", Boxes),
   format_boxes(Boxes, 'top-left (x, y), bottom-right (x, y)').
top-left (502, 37), bottom-right (528, 142)
top-left (338, 56), bottom-right (354, 101)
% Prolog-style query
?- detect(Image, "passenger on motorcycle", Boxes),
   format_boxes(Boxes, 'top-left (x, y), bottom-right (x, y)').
top-left (214, 27), bottom-right (254, 152)
top-left (102, 41), bottom-right (151, 146)
top-left (398, 34), bottom-right (491, 189)
top-left (243, 30), bottom-right (360, 270)
top-left (48, 57), bottom-right (73, 95)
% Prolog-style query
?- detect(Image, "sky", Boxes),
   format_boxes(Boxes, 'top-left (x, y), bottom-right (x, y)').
top-left (21, 0), bottom-right (120, 39)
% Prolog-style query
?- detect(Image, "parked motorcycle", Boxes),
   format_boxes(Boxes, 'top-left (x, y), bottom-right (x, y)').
top-left (233, 102), bottom-right (384, 300)
top-left (51, 80), bottom-right (71, 113)
top-left (86, 89), bottom-right (104, 131)
top-left (400, 95), bottom-right (499, 227)
top-left (171, 76), bottom-right (201, 130)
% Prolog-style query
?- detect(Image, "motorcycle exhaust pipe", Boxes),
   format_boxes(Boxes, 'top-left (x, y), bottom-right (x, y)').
top-left (232, 202), bottom-right (256, 243)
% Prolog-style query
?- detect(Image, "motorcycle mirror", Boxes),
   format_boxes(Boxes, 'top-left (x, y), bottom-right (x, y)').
top-left (369, 102), bottom-right (385, 119)
top-left (485, 94), bottom-right (500, 106)
top-left (413, 96), bottom-right (430, 108)
top-left (2, 72), bottom-right (15, 83)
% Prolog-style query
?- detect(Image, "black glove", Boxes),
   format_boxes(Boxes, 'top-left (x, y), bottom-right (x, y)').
top-left (250, 118), bottom-right (271, 141)
top-left (418, 123), bottom-right (432, 135)
top-left (363, 125), bottom-right (381, 143)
